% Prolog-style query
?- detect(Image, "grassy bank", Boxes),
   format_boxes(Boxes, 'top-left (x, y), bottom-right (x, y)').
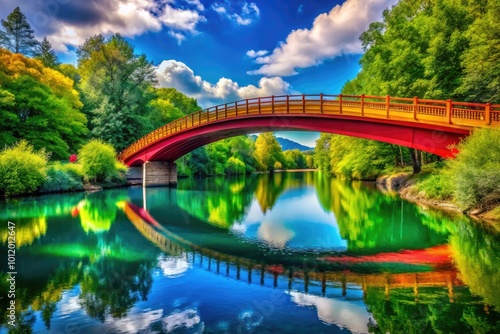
top-left (0, 140), bottom-right (127, 198)
top-left (318, 128), bottom-right (500, 222)
top-left (377, 163), bottom-right (500, 222)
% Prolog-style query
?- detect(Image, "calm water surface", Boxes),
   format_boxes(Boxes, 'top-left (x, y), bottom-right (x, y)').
top-left (1, 171), bottom-right (499, 333)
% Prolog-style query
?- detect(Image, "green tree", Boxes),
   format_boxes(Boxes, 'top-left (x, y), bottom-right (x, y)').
top-left (313, 133), bottom-right (396, 180)
top-left (305, 155), bottom-right (314, 169)
top-left (77, 34), bottom-right (157, 151)
top-left (254, 133), bottom-right (284, 171)
top-left (0, 7), bottom-right (39, 55)
top-left (314, 134), bottom-right (332, 172)
top-left (0, 49), bottom-right (88, 158)
top-left (284, 149), bottom-right (307, 169)
top-left (228, 136), bottom-right (256, 172)
top-left (35, 37), bottom-right (60, 69)
top-left (147, 87), bottom-right (200, 130)
top-left (206, 141), bottom-right (230, 175)
top-left (225, 156), bottom-right (246, 175)
top-left (458, 0), bottom-right (500, 103)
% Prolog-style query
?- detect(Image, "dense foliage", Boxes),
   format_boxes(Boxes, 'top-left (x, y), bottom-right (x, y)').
top-left (0, 49), bottom-right (88, 159)
top-left (78, 140), bottom-right (120, 183)
top-left (447, 128), bottom-right (500, 209)
top-left (77, 34), bottom-right (157, 151)
top-left (314, 134), bottom-right (398, 180)
top-left (0, 141), bottom-right (48, 196)
top-left (177, 134), bottom-right (312, 177)
top-left (344, 0), bottom-right (499, 103)
top-left (315, 0), bottom-right (500, 181)
top-left (41, 163), bottom-right (84, 193)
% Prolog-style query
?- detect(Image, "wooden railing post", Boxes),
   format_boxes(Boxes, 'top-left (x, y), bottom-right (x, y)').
top-left (446, 99), bottom-right (452, 124)
top-left (339, 94), bottom-right (343, 114)
top-left (485, 102), bottom-right (491, 125)
top-left (246, 99), bottom-right (249, 115)
top-left (185, 116), bottom-right (188, 129)
top-left (272, 95), bottom-right (275, 114)
top-left (198, 110), bottom-right (201, 125)
top-left (302, 94), bottom-right (306, 113)
top-left (191, 114), bottom-right (194, 127)
top-left (320, 93), bottom-right (323, 113)
top-left (361, 94), bottom-right (365, 116)
top-left (258, 97), bottom-right (261, 114)
top-left (287, 95), bottom-right (290, 113)
top-left (207, 109), bottom-right (209, 122)
top-left (386, 95), bottom-right (390, 118)
top-left (215, 106), bottom-right (219, 120)
top-left (413, 96), bottom-right (418, 120)
top-left (235, 101), bottom-right (238, 117)
top-left (225, 103), bottom-right (228, 118)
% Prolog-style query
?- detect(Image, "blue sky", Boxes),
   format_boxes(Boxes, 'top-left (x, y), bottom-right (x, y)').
top-left (0, 0), bottom-right (398, 146)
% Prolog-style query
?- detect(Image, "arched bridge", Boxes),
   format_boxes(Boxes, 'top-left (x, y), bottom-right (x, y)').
top-left (119, 94), bottom-right (500, 186)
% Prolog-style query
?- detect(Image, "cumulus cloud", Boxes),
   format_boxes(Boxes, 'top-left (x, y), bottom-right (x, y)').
top-left (156, 60), bottom-right (296, 107)
top-left (247, 0), bottom-right (398, 76)
top-left (0, 0), bottom-right (205, 52)
top-left (246, 49), bottom-right (268, 58)
top-left (184, 0), bottom-right (205, 11)
top-left (211, 1), bottom-right (260, 26)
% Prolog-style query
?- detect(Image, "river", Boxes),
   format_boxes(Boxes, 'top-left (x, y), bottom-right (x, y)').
top-left (0, 171), bottom-right (499, 333)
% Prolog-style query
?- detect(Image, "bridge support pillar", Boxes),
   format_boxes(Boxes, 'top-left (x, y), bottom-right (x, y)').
top-left (143, 161), bottom-right (177, 187)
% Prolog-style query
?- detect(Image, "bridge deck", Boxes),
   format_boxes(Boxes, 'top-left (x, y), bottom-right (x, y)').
top-left (120, 94), bottom-right (499, 163)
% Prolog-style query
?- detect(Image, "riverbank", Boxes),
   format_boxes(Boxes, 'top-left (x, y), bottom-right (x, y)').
top-left (376, 170), bottom-right (500, 224)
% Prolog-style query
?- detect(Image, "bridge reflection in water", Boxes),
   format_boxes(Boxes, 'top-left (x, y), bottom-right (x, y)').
top-left (122, 201), bottom-right (462, 303)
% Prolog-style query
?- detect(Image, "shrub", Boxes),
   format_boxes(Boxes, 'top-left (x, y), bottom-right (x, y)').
top-left (225, 157), bottom-right (246, 175)
top-left (60, 163), bottom-right (84, 180)
top-left (78, 140), bottom-right (118, 182)
top-left (447, 128), bottom-right (500, 209)
top-left (273, 161), bottom-right (283, 170)
top-left (416, 173), bottom-right (453, 200)
top-left (0, 141), bottom-right (48, 196)
top-left (40, 164), bottom-right (84, 193)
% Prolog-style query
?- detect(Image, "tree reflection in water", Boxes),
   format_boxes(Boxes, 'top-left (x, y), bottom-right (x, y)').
top-left (0, 172), bottom-right (499, 333)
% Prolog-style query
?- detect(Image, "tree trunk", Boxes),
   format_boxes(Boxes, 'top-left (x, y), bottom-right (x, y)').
top-left (399, 146), bottom-right (404, 167)
top-left (409, 148), bottom-right (422, 174)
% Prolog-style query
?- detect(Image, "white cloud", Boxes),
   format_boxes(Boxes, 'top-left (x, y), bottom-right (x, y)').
top-left (169, 31), bottom-right (186, 44)
top-left (246, 49), bottom-right (268, 58)
top-left (247, 0), bottom-right (398, 76)
top-left (211, 1), bottom-right (260, 26)
top-left (0, 0), bottom-right (205, 52)
top-left (298, 4), bottom-right (304, 14)
top-left (184, 0), bottom-right (205, 11)
top-left (156, 59), bottom-right (296, 107)
top-left (211, 4), bottom-right (227, 14)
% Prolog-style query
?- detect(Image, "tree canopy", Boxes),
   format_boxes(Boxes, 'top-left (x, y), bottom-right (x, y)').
top-left (35, 37), bottom-right (60, 69)
top-left (0, 49), bottom-right (87, 159)
top-left (77, 34), bottom-right (157, 151)
top-left (0, 7), bottom-right (38, 56)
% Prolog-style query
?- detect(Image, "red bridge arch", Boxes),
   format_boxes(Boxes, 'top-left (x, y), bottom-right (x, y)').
top-left (120, 94), bottom-right (499, 167)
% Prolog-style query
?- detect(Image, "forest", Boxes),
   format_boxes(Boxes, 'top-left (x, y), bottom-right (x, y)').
top-left (312, 0), bottom-right (500, 217)
top-left (0, 1), bottom-right (499, 216)
top-left (0, 7), bottom-right (312, 197)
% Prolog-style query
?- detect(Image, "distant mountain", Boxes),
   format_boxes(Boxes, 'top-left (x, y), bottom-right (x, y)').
top-left (247, 134), bottom-right (313, 151)
top-left (276, 137), bottom-right (313, 151)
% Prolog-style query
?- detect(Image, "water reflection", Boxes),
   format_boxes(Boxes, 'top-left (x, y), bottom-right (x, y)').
top-left (289, 291), bottom-right (371, 333)
top-left (175, 172), bottom-right (447, 255)
top-left (0, 172), bottom-right (499, 334)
